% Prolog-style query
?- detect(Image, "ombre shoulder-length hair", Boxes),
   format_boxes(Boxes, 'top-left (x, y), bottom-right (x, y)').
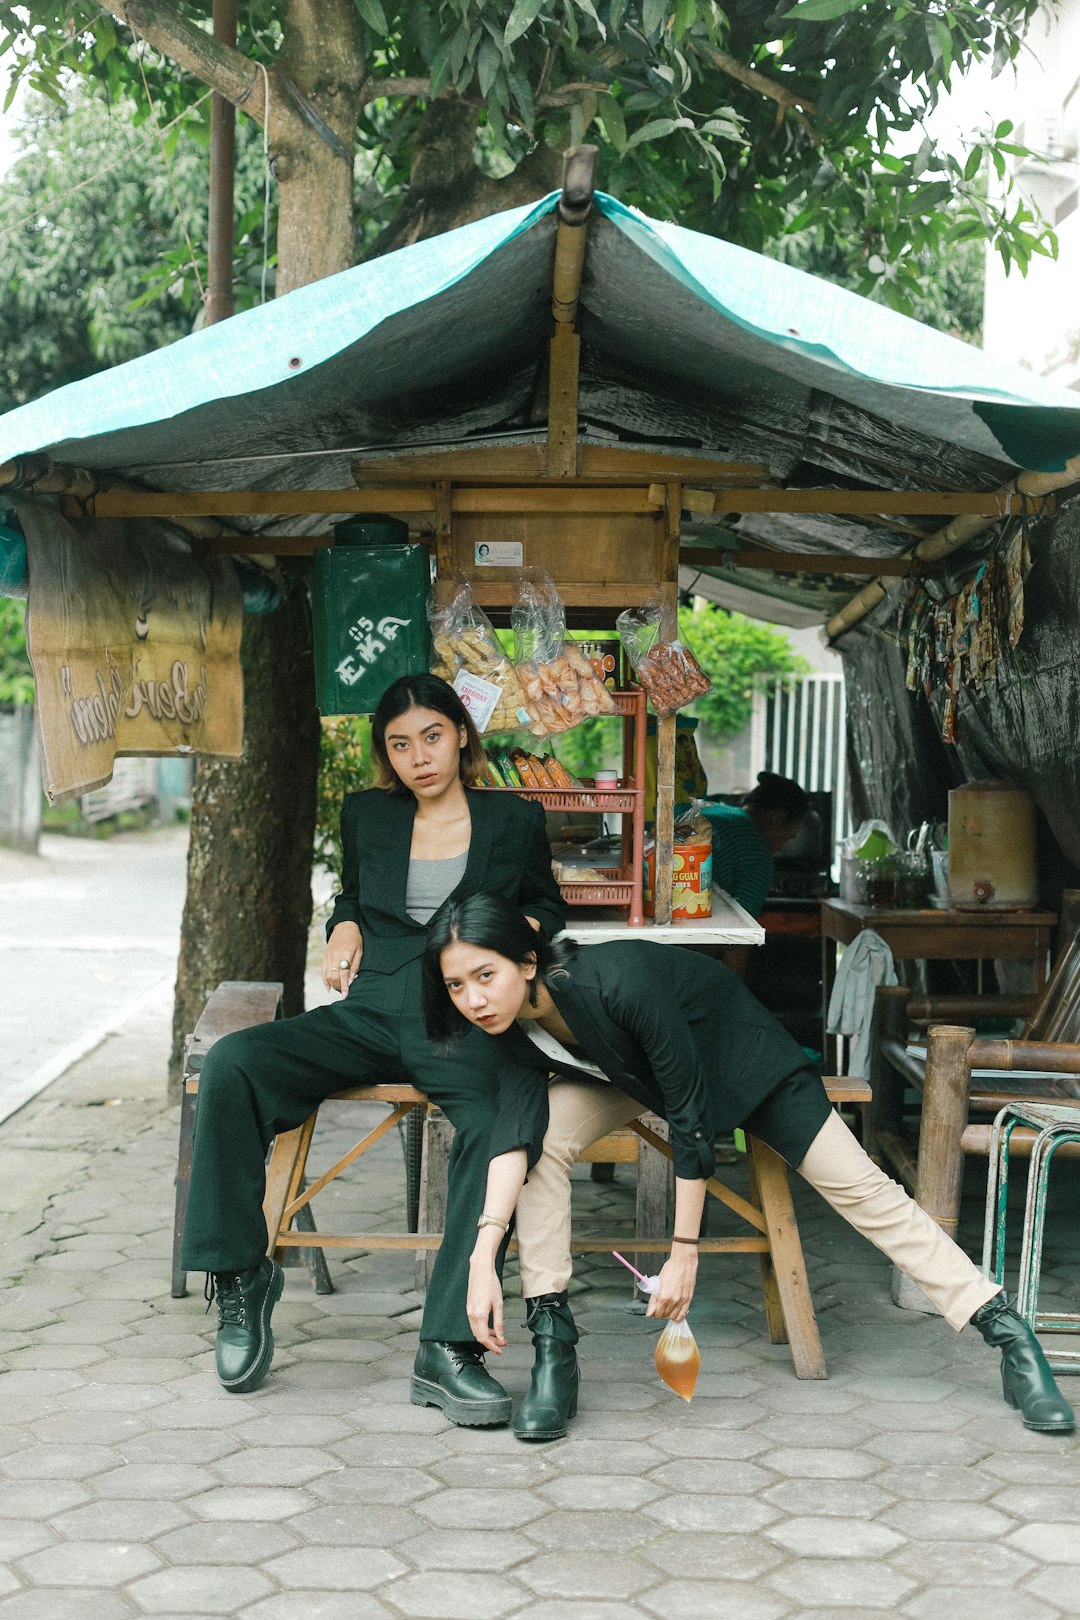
top-left (421, 892), bottom-right (576, 1043)
top-left (369, 673), bottom-right (486, 795)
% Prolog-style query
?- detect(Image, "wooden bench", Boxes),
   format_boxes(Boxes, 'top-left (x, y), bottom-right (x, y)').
top-left (173, 980), bottom-right (868, 1379)
top-left (869, 890), bottom-right (1080, 1238)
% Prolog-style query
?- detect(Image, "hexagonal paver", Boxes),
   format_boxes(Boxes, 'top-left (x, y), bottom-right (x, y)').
top-left (641, 1531), bottom-right (785, 1583)
top-left (153, 1520), bottom-right (298, 1564)
top-left (1006, 1522), bottom-right (1080, 1564)
top-left (188, 1487), bottom-right (311, 1522)
top-left (17, 1540), bottom-right (161, 1587)
top-left (763, 1478), bottom-right (895, 1518)
top-left (763, 1447), bottom-right (882, 1480)
top-left (242, 1595), bottom-right (392, 1620)
top-left (308, 1468), bottom-right (435, 1507)
top-left (890, 1540), bottom-right (1035, 1586)
top-left (289, 1502), bottom-right (425, 1546)
top-left (0, 1590), bottom-right (135, 1619)
top-left (537, 1474), bottom-right (662, 1511)
top-left (415, 1487), bottom-right (548, 1531)
top-left (642, 1493), bottom-right (780, 1535)
top-left (524, 1509), bottom-right (657, 1554)
top-left (211, 1446), bottom-right (340, 1487)
top-left (261, 1547), bottom-right (406, 1591)
top-left (882, 1500), bottom-right (1017, 1540)
top-left (900, 1586), bottom-right (1059, 1620)
top-left (388, 1570), bottom-right (523, 1618)
top-left (51, 1500), bottom-right (189, 1541)
top-left (875, 1465), bottom-right (998, 1502)
top-left (1, 1445), bottom-right (120, 1481)
top-left (517, 1550), bottom-right (657, 1601)
top-left (126, 1564), bottom-right (273, 1614)
top-left (766, 1516), bottom-right (906, 1558)
top-left (992, 1485), bottom-right (1080, 1522)
top-left (92, 1463), bottom-right (221, 1500)
top-left (405, 1530), bottom-right (533, 1572)
top-left (640, 1579), bottom-right (790, 1620)
top-left (767, 1558), bottom-right (917, 1609)
top-left (647, 1458), bottom-right (775, 1495)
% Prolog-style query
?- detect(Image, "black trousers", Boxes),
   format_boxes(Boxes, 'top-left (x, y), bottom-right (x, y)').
top-left (180, 959), bottom-right (497, 1344)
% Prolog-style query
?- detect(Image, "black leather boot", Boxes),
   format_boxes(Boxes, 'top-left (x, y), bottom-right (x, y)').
top-left (514, 1292), bottom-right (579, 1442)
top-left (971, 1291), bottom-right (1075, 1434)
top-left (209, 1258), bottom-right (284, 1394)
top-left (410, 1342), bottom-right (512, 1426)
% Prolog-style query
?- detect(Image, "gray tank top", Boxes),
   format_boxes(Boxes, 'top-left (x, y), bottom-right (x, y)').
top-left (405, 852), bottom-right (468, 925)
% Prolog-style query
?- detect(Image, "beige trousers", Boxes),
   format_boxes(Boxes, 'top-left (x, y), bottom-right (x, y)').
top-left (514, 1082), bottom-right (1001, 1332)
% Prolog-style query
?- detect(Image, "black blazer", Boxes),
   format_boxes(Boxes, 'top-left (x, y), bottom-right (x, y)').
top-left (325, 787), bottom-right (565, 975)
top-left (487, 941), bottom-right (822, 1179)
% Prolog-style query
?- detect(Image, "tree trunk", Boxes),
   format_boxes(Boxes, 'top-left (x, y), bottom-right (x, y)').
top-left (169, 2), bottom-right (365, 1083)
top-left (170, 567), bottom-right (320, 1081)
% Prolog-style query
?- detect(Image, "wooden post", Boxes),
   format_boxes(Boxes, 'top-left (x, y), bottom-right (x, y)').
top-left (652, 486), bottom-right (682, 924)
top-left (916, 1023), bottom-right (975, 1235)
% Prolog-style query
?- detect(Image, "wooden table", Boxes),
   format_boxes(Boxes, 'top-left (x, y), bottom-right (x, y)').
top-left (564, 887), bottom-right (764, 947)
top-left (820, 898), bottom-right (1057, 1071)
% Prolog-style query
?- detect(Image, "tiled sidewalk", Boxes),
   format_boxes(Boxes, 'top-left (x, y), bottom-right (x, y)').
top-left (1, 994), bottom-right (1078, 1619)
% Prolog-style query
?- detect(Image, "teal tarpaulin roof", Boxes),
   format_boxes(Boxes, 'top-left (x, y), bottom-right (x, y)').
top-left (4, 190), bottom-right (1080, 622)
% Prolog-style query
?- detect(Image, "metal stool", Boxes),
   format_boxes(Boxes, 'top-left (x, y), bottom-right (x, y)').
top-left (983, 1099), bottom-right (1080, 1373)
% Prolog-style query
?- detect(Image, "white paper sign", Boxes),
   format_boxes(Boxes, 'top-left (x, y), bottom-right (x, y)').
top-left (474, 541), bottom-right (523, 567)
top-left (452, 668), bottom-right (501, 732)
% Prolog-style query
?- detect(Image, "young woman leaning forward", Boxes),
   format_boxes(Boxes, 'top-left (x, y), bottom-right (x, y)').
top-left (422, 893), bottom-right (1075, 1442)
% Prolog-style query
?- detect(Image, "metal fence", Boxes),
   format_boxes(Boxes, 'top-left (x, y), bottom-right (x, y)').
top-left (752, 672), bottom-right (850, 864)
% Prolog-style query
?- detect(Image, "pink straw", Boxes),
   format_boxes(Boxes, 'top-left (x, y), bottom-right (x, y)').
top-left (611, 1250), bottom-right (648, 1283)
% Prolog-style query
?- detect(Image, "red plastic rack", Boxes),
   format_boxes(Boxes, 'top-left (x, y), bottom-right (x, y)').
top-left (481, 686), bottom-right (648, 927)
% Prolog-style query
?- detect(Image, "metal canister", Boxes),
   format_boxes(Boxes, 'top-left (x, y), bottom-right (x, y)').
top-left (947, 781), bottom-right (1037, 910)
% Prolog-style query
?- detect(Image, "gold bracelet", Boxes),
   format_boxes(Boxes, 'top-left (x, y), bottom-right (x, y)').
top-left (477, 1213), bottom-right (509, 1232)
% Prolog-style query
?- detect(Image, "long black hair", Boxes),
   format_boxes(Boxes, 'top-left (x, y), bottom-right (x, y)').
top-left (370, 672), bottom-right (485, 795)
top-left (422, 892), bottom-right (575, 1042)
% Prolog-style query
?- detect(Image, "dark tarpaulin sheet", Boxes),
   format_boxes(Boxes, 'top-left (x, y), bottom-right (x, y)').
top-left (837, 497), bottom-right (1080, 908)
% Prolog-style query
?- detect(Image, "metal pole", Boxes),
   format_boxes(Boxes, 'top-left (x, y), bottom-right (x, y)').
top-left (206, 0), bottom-right (237, 325)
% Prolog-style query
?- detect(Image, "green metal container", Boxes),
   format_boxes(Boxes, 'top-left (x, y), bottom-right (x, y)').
top-left (312, 518), bottom-right (431, 715)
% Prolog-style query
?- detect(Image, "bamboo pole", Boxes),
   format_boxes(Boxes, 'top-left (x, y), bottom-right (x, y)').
top-left (546, 145), bottom-right (596, 479)
top-left (825, 454), bottom-right (1080, 642)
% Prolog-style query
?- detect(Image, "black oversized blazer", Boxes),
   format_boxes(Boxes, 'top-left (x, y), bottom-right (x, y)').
top-left (325, 786), bottom-right (565, 975)
top-left (487, 941), bottom-right (829, 1179)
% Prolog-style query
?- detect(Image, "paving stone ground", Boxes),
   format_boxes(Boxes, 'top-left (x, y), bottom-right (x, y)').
top-left (1, 986), bottom-right (1078, 1619)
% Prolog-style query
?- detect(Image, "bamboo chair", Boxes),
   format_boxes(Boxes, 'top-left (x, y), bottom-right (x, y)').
top-left (869, 890), bottom-right (1080, 1239)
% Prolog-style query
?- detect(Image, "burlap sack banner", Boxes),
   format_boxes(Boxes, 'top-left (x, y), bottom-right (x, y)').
top-left (21, 501), bottom-right (244, 803)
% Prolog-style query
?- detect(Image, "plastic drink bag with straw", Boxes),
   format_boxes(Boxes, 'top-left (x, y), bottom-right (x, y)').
top-left (653, 1317), bottom-right (701, 1402)
top-left (612, 1251), bottom-right (702, 1402)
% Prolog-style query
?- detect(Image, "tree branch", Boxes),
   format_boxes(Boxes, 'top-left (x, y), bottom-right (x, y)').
top-left (359, 76), bottom-right (433, 105)
top-left (706, 46), bottom-right (818, 119)
top-left (96, 1), bottom-right (270, 125)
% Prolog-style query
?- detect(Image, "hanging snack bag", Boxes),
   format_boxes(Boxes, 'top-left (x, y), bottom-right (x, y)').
top-left (617, 603), bottom-right (712, 717)
top-left (429, 576), bottom-right (529, 734)
top-left (512, 570), bottom-right (616, 737)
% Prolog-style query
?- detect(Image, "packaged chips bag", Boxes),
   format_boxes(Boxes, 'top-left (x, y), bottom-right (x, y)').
top-left (617, 602), bottom-right (711, 717)
top-left (511, 570), bottom-right (616, 737)
top-left (429, 576), bottom-right (529, 734)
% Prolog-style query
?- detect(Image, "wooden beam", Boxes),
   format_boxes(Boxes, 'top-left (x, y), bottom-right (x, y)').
top-left (469, 581), bottom-right (661, 609)
top-left (86, 485), bottom-right (667, 519)
top-left (680, 547), bottom-right (942, 577)
top-left (351, 445), bottom-right (770, 486)
top-left (703, 488), bottom-right (1055, 518)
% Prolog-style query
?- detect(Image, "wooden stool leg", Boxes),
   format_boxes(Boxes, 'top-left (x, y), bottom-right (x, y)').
top-left (745, 1142), bottom-right (787, 1347)
top-left (748, 1136), bottom-right (828, 1381)
top-left (416, 1106), bottom-right (452, 1293)
top-left (171, 1084), bottom-right (197, 1298)
top-left (294, 1197), bottom-right (335, 1295)
top-left (264, 1114), bottom-right (316, 1261)
top-left (634, 1112), bottom-right (673, 1278)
